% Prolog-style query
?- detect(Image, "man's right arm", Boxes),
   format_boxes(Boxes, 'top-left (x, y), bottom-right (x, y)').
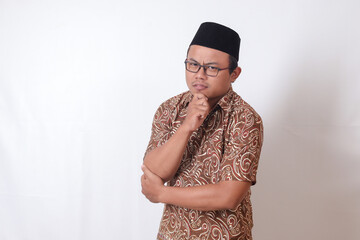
top-left (143, 125), bottom-right (192, 182)
top-left (143, 93), bottom-right (210, 182)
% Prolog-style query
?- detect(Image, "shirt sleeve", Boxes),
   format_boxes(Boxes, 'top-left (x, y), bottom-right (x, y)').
top-left (144, 101), bottom-right (174, 156)
top-left (220, 108), bottom-right (264, 185)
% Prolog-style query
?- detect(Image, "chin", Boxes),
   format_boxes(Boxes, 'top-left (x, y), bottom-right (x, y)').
top-left (192, 89), bottom-right (209, 96)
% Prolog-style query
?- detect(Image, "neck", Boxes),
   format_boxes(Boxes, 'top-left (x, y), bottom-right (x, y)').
top-left (208, 97), bottom-right (221, 109)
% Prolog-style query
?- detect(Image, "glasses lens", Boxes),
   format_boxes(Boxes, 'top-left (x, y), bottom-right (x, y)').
top-left (205, 66), bottom-right (218, 77)
top-left (186, 61), bottom-right (200, 73)
top-left (185, 61), bottom-right (219, 76)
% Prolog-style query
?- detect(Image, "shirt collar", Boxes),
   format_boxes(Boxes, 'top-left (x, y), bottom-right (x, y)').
top-left (216, 87), bottom-right (234, 111)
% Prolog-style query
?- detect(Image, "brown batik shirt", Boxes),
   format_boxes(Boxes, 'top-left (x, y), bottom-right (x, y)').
top-left (145, 89), bottom-right (263, 240)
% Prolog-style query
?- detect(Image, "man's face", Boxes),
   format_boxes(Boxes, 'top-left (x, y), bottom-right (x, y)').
top-left (186, 45), bottom-right (239, 107)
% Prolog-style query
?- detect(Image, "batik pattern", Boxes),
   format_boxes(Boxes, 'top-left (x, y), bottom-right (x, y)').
top-left (145, 89), bottom-right (263, 240)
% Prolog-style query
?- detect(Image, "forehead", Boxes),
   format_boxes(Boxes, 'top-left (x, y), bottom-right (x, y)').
top-left (188, 45), bottom-right (229, 64)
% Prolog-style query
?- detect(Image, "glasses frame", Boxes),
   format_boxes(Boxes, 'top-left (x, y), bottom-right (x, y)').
top-left (184, 59), bottom-right (231, 77)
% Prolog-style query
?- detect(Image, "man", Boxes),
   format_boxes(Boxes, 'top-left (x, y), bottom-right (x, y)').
top-left (141, 22), bottom-right (263, 240)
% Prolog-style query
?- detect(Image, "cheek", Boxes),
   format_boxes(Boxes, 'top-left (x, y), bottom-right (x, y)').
top-left (215, 79), bottom-right (231, 93)
top-left (185, 72), bottom-right (192, 85)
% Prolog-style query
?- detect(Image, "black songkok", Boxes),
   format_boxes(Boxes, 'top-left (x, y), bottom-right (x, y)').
top-left (190, 22), bottom-right (241, 61)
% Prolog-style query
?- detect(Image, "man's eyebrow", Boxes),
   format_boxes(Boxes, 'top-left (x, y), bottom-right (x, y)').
top-left (188, 58), bottom-right (199, 63)
top-left (204, 62), bottom-right (219, 65)
top-left (188, 58), bottom-right (219, 65)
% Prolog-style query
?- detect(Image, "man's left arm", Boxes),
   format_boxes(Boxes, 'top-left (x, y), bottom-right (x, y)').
top-left (141, 164), bottom-right (251, 211)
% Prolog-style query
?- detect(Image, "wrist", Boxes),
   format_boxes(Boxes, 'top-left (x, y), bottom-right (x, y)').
top-left (158, 185), bottom-right (168, 204)
top-left (178, 124), bottom-right (194, 136)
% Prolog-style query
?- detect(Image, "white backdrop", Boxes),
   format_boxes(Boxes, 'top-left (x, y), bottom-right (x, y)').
top-left (1, 0), bottom-right (359, 239)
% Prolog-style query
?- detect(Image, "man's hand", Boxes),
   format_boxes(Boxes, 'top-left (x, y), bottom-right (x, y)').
top-left (141, 164), bottom-right (165, 203)
top-left (182, 93), bottom-right (210, 132)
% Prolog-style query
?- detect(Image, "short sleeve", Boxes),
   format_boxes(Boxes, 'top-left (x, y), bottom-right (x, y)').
top-left (220, 108), bottom-right (263, 185)
top-left (144, 102), bottom-right (174, 157)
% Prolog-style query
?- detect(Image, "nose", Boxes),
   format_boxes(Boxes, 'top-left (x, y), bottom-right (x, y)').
top-left (195, 66), bottom-right (207, 80)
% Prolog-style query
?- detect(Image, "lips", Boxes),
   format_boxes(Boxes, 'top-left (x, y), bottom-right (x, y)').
top-left (193, 83), bottom-right (208, 91)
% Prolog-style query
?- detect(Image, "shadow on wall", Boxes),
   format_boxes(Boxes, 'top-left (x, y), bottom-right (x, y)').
top-left (253, 43), bottom-right (360, 239)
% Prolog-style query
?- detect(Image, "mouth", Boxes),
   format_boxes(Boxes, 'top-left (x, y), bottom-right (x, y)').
top-left (192, 83), bottom-right (208, 91)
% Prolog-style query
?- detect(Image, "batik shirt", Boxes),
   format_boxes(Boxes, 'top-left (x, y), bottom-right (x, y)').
top-left (145, 89), bottom-right (263, 240)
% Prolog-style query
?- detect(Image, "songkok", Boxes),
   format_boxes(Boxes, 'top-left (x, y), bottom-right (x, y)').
top-left (190, 22), bottom-right (241, 61)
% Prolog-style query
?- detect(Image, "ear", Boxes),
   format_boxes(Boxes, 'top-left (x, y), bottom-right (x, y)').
top-left (230, 67), bottom-right (241, 83)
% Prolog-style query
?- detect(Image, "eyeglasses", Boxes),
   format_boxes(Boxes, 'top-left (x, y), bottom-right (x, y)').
top-left (184, 59), bottom-right (230, 77)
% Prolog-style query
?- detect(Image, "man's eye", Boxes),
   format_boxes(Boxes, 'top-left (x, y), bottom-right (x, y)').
top-left (189, 63), bottom-right (199, 67)
top-left (207, 66), bottom-right (217, 70)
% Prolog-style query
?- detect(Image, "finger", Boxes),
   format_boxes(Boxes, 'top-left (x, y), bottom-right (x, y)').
top-left (193, 93), bottom-right (204, 99)
top-left (141, 174), bottom-right (146, 185)
top-left (193, 97), bottom-right (209, 107)
top-left (189, 97), bottom-right (208, 107)
top-left (197, 112), bottom-right (208, 120)
top-left (194, 92), bottom-right (207, 98)
top-left (190, 98), bottom-right (209, 108)
top-left (141, 164), bottom-right (154, 178)
top-left (193, 105), bottom-right (210, 114)
top-left (193, 93), bottom-right (208, 101)
top-left (141, 176), bottom-right (145, 190)
top-left (141, 164), bottom-right (146, 173)
top-left (198, 100), bottom-right (210, 108)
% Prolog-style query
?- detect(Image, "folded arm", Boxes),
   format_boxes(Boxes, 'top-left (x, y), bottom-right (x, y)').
top-left (143, 93), bottom-right (210, 182)
top-left (141, 165), bottom-right (251, 211)
top-left (143, 125), bottom-right (192, 182)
